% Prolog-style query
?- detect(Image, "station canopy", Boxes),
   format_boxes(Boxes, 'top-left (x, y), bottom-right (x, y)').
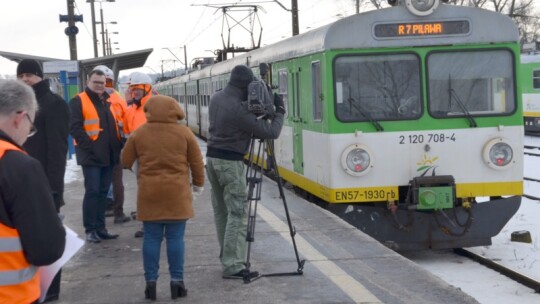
top-left (0, 48), bottom-right (153, 83)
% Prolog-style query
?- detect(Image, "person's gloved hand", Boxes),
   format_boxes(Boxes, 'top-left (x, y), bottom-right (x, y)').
top-left (274, 93), bottom-right (285, 115)
top-left (192, 185), bottom-right (204, 197)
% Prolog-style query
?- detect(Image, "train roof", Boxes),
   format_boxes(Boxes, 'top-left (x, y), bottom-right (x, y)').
top-left (156, 4), bottom-right (519, 84)
top-left (218, 4), bottom-right (519, 69)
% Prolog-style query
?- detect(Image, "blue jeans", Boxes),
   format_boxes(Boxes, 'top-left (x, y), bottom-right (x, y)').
top-left (143, 221), bottom-right (186, 282)
top-left (82, 165), bottom-right (113, 233)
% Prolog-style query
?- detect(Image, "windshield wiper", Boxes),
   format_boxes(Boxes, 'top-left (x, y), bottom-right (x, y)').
top-left (348, 98), bottom-right (384, 131)
top-left (447, 74), bottom-right (477, 128)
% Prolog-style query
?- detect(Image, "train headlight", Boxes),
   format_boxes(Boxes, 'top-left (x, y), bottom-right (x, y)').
top-left (341, 144), bottom-right (373, 176)
top-left (405, 0), bottom-right (440, 16)
top-left (482, 138), bottom-right (514, 170)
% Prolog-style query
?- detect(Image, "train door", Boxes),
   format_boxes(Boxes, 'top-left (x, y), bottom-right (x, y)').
top-left (196, 81), bottom-right (202, 135)
top-left (291, 65), bottom-right (304, 174)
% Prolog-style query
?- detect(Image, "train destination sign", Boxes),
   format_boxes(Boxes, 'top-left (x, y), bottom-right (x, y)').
top-left (374, 20), bottom-right (470, 38)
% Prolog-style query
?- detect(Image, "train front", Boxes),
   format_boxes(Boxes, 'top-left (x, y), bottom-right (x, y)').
top-left (321, 0), bottom-right (523, 250)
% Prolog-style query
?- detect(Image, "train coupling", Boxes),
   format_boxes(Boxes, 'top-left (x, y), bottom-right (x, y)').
top-left (409, 175), bottom-right (456, 211)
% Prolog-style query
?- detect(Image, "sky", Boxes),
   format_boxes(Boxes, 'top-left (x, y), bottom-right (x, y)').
top-left (0, 0), bottom-right (358, 79)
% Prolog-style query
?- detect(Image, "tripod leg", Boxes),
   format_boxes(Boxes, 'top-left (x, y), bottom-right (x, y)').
top-left (266, 140), bottom-right (305, 273)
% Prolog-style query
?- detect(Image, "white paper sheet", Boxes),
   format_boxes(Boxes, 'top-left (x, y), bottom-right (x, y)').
top-left (38, 225), bottom-right (84, 303)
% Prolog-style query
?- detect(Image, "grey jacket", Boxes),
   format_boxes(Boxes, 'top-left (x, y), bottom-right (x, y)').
top-left (207, 84), bottom-right (284, 159)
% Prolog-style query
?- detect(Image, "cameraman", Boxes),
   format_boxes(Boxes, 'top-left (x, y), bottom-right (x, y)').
top-left (206, 64), bottom-right (285, 279)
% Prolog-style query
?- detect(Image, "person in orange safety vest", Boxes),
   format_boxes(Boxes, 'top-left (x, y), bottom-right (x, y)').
top-left (69, 69), bottom-right (123, 243)
top-left (0, 80), bottom-right (65, 304)
top-left (92, 65), bottom-right (132, 225)
top-left (124, 72), bottom-right (154, 136)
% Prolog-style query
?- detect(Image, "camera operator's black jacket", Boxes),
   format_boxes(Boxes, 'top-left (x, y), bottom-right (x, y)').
top-left (207, 84), bottom-right (284, 160)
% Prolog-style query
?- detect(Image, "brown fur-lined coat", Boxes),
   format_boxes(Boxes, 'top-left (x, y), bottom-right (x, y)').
top-left (121, 95), bottom-right (204, 221)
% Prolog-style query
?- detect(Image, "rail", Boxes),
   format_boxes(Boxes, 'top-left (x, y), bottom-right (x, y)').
top-left (453, 248), bottom-right (540, 293)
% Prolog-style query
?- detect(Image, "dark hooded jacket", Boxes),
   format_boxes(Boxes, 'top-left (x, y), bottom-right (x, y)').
top-left (69, 87), bottom-right (122, 167)
top-left (206, 84), bottom-right (284, 160)
top-left (23, 79), bottom-right (70, 211)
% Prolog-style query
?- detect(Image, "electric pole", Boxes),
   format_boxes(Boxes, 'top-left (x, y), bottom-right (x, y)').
top-left (60, 0), bottom-right (83, 60)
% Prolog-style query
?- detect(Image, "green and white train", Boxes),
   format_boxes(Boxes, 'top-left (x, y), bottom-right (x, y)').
top-left (155, 0), bottom-right (523, 250)
top-left (521, 53), bottom-right (540, 134)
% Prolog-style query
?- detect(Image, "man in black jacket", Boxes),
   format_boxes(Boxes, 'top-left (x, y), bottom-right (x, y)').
top-left (16, 59), bottom-right (70, 302)
top-left (0, 79), bottom-right (66, 303)
top-left (70, 69), bottom-right (122, 243)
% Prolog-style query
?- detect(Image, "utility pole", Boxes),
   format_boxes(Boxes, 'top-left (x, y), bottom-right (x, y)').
top-left (184, 45), bottom-right (188, 74)
top-left (356, 0), bottom-right (360, 14)
top-left (60, 0), bottom-right (83, 60)
top-left (100, 7), bottom-right (106, 56)
top-left (291, 0), bottom-right (299, 36)
top-left (88, 1), bottom-right (98, 57)
top-left (273, 1), bottom-right (299, 36)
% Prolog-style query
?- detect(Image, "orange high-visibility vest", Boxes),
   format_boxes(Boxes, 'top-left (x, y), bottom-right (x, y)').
top-left (107, 90), bottom-right (128, 139)
top-left (124, 92), bottom-right (153, 136)
top-left (77, 92), bottom-right (121, 143)
top-left (0, 140), bottom-right (40, 303)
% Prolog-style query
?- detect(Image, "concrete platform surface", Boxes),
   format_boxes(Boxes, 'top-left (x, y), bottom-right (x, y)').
top-left (55, 165), bottom-right (478, 304)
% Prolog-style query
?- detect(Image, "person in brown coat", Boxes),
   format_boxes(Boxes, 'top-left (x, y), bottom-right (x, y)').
top-left (121, 95), bottom-right (204, 301)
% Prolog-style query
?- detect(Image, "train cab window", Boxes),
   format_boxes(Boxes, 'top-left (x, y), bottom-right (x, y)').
top-left (312, 61), bottom-right (322, 121)
top-left (334, 54), bottom-right (421, 122)
top-left (533, 70), bottom-right (540, 89)
top-left (427, 50), bottom-right (515, 117)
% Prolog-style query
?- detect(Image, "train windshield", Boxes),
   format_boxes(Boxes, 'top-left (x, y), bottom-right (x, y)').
top-left (334, 54), bottom-right (421, 122)
top-left (427, 50), bottom-right (516, 118)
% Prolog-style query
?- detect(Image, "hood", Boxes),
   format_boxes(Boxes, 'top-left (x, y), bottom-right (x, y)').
top-left (143, 95), bottom-right (185, 123)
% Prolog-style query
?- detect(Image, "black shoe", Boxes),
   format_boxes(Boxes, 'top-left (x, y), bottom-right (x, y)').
top-left (114, 214), bottom-right (131, 224)
top-left (144, 281), bottom-right (156, 300)
top-left (96, 230), bottom-right (119, 240)
top-left (134, 230), bottom-right (144, 238)
top-left (170, 281), bottom-right (187, 299)
top-left (222, 269), bottom-right (259, 280)
top-left (86, 231), bottom-right (101, 243)
top-left (43, 293), bottom-right (59, 302)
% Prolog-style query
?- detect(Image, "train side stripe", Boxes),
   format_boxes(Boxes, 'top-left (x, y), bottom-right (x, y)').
top-left (258, 204), bottom-right (382, 303)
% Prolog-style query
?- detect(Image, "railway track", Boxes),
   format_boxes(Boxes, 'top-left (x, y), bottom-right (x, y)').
top-left (453, 248), bottom-right (540, 293)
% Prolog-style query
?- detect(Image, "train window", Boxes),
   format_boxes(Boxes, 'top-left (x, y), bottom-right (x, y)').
top-left (427, 50), bottom-right (515, 117)
top-left (334, 54), bottom-right (421, 122)
top-left (533, 70), bottom-right (540, 89)
top-left (312, 61), bottom-right (322, 121)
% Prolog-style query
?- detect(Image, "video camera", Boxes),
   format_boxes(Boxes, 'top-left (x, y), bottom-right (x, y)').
top-left (247, 63), bottom-right (275, 117)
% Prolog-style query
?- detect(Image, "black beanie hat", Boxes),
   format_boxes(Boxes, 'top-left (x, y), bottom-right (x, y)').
top-left (229, 65), bottom-right (253, 88)
top-left (17, 59), bottom-right (43, 78)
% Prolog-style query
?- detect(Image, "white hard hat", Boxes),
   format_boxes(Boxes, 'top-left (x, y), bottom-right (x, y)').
top-left (92, 65), bottom-right (114, 81)
top-left (129, 72), bottom-right (152, 86)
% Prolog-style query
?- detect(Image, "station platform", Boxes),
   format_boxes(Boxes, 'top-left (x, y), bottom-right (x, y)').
top-left (55, 161), bottom-right (478, 303)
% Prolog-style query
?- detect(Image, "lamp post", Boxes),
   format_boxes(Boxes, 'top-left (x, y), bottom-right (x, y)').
top-left (98, 22), bottom-right (117, 56)
top-left (87, 0), bottom-right (115, 57)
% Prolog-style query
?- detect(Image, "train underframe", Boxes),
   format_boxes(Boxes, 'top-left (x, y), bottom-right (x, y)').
top-left (325, 176), bottom-right (522, 251)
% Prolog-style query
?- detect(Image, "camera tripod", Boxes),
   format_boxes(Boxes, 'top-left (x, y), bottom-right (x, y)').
top-left (243, 136), bottom-right (305, 283)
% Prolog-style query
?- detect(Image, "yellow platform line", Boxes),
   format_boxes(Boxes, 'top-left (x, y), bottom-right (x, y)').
top-left (258, 205), bottom-right (382, 304)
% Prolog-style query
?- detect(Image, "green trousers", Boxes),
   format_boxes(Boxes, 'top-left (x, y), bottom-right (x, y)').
top-left (206, 157), bottom-right (248, 275)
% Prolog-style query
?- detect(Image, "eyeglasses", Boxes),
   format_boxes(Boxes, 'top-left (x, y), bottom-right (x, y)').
top-left (24, 113), bottom-right (37, 137)
top-left (91, 80), bottom-right (106, 86)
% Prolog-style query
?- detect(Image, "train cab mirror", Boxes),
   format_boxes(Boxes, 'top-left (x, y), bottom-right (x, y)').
top-left (259, 63), bottom-right (268, 78)
top-left (405, 0), bottom-right (440, 16)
